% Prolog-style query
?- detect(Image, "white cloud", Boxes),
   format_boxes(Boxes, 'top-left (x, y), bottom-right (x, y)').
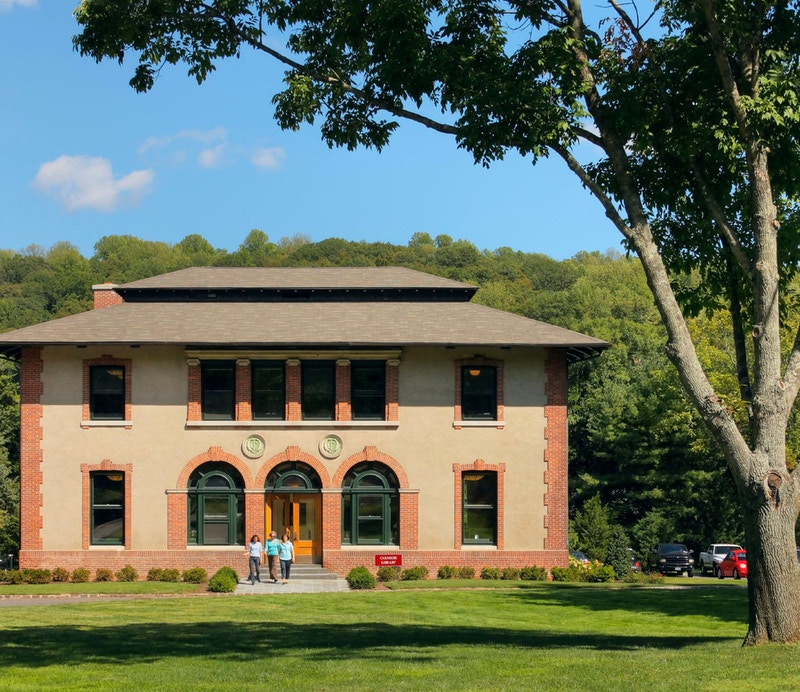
top-left (198, 144), bottom-right (226, 169)
top-left (139, 127), bottom-right (228, 156)
top-left (32, 155), bottom-right (154, 212)
top-left (251, 146), bottom-right (286, 170)
top-left (0, 0), bottom-right (37, 11)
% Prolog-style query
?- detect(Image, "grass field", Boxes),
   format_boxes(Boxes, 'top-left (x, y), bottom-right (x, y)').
top-left (1, 582), bottom-right (798, 691)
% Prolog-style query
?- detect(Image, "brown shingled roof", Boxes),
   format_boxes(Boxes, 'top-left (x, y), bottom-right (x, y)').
top-left (119, 266), bottom-right (473, 290)
top-left (0, 300), bottom-right (607, 354)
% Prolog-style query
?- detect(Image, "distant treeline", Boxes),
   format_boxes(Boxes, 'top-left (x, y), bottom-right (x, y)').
top-left (4, 229), bottom-right (788, 557)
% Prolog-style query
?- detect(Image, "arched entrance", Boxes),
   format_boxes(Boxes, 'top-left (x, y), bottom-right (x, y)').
top-left (265, 462), bottom-right (322, 563)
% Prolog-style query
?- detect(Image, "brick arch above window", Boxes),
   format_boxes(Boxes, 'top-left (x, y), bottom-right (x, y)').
top-left (176, 446), bottom-right (254, 489)
top-left (333, 446), bottom-right (409, 488)
top-left (255, 446), bottom-right (332, 488)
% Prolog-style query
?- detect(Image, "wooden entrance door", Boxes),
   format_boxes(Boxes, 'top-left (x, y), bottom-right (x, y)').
top-left (265, 494), bottom-right (321, 563)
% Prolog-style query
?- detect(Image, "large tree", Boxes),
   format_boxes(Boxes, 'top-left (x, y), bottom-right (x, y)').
top-left (74, 0), bottom-right (800, 644)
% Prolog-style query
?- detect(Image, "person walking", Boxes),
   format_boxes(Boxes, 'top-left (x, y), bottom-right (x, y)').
top-left (245, 534), bottom-right (263, 584)
top-left (265, 531), bottom-right (280, 583)
top-left (278, 532), bottom-right (295, 584)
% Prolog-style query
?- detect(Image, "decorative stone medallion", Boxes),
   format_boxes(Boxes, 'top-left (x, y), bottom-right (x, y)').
top-left (319, 434), bottom-right (343, 459)
top-left (242, 434), bottom-right (266, 459)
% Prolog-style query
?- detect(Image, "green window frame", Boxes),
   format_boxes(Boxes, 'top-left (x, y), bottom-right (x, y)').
top-left (351, 361), bottom-right (386, 420)
top-left (90, 365), bottom-right (125, 420)
top-left (342, 463), bottom-right (399, 546)
top-left (188, 464), bottom-right (244, 545)
top-left (90, 471), bottom-right (124, 545)
top-left (462, 472), bottom-right (497, 545)
top-left (201, 361), bottom-right (235, 420)
top-left (252, 361), bottom-right (285, 420)
top-left (302, 360), bottom-right (335, 420)
top-left (461, 365), bottom-right (497, 420)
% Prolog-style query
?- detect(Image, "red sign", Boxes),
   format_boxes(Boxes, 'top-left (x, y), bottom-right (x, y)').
top-left (375, 554), bottom-right (402, 567)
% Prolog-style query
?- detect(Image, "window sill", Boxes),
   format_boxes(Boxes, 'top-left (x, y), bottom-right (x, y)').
top-left (461, 544), bottom-right (498, 550)
top-left (186, 420), bottom-right (399, 429)
top-left (88, 545), bottom-right (126, 550)
top-left (186, 545), bottom-right (245, 550)
top-left (81, 420), bottom-right (132, 428)
top-left (452, 420), bottom-right (504, 429)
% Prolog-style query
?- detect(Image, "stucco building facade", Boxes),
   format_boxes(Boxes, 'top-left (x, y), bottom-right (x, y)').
top-left (0, 267), bottom-right (606, 576)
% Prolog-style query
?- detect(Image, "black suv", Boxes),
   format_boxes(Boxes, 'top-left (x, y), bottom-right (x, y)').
top-left (653, 543), bottom-right (694, 576)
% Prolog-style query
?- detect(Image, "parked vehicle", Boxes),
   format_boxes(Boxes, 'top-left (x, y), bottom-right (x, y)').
top-left (717, 549), bottom-right (748, 579)
top-left (628, 548), bottom-right (642, 573)
top-left (653, 543), bottom-right (695, 576)
top-left (698, 543), bottom-right (743, 576)
top-left (570, 550), bottom-right (589, 564)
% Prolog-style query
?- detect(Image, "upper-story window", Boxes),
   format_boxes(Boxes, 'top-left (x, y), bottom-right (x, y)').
top-left (461, 365), bottom-right (497, 420)
top-left (90, 365), bottom-right (125, 420)
top-left (302, 361), bottom-right (335, 420)
top-left (201, 361), bottom-right (235, 420)
top-left (351, 361), bottom-right (386, 420)
top-left (252, 361), bottom-right (285, 419)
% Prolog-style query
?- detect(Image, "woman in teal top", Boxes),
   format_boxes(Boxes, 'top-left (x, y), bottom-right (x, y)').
top-left (265, 531), bottom-right (280, 583)
top-left (278, 533), bottom-right (295, 584)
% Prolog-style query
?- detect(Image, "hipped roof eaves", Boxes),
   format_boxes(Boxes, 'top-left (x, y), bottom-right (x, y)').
top-left (0, 301), bottom-right (609, 362)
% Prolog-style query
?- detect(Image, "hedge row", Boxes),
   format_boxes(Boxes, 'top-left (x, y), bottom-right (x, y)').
top-left (0, 566), bottom-right (208, 585)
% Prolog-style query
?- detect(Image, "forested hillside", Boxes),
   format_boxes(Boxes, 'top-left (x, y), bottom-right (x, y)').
top-left (4, 229), bottom-right (790, 559)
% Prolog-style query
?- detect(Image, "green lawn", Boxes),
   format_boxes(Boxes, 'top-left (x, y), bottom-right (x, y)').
top-left (1, 583), bottom-right (798, 691)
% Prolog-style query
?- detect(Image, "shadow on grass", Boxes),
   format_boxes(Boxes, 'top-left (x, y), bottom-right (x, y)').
top-left (0, 618), bottom-right (732, 668)
top-left (497, 583), bottom-right (748, 624)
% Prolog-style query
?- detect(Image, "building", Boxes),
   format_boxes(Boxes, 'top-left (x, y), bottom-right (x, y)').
top-left (0, 267), bottom-right (607, 576)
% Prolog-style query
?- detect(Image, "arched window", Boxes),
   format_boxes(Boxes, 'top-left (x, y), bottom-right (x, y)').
top-left (265, 463), bottom-right (322, 491)
top-left (342, 462), bottom-right (399, 545)
top-left (188, 463), bottom-right (244, 545)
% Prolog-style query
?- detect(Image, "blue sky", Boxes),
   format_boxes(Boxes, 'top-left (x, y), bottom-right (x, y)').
top-left (0, 2), bottom-right (624, 261)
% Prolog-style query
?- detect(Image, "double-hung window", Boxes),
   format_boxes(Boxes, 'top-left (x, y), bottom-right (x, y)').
top-left (461, 365), bottom-right (497, 420)
top-left (90, 472), bottom-right (124, 545)
top-left (302, 361), bottom-right (335, 420)
top-left (462, 472), bottom-right (497, 544)
top-left (351, 361), bottom-right (386, 420)
top-left (90, 365), bottom-right (125, 420)
top-left (201, 361), bottom-right (235, 420)
top-left (252, 361), bottom-right (285, 419)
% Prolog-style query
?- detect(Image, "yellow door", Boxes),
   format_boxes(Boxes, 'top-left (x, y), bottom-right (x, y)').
top-left (266, 494), bottom-right (321, 563)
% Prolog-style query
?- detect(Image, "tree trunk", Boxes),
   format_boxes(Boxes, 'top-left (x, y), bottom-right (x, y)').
top-left (741, 475), bottom-right (800, 644)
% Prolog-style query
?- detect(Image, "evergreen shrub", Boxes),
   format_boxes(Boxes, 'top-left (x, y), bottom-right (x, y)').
top-left (480, 567), bottom-right (502, 580)
top-left (182, 567), bottom-right (207, 583)
top-left (457, 566), bottom-right (475, 579)
top-left (437, 565), bottom-right (458, 579)
top-left (520, 565), bottom-right (548, 581)
top-left (400, 566), bottom-right (429, 581)
top-left (51, 567), bottom-right (70, 582)
top-left (376, 566), bottom-right (398, 582)
top-left (94, 568), bottom-right (114, 582)
top-left (23, 568), bottom-right (52, 584)
top-left (346, 566), bottom-right (376, 589)
top-left (116, 565), bottom-right (138, 582)
top-left (71, 567), bottom-right (90, 583)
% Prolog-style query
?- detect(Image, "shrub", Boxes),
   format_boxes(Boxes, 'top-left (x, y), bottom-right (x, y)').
top-left (480, 567), bottom-right (502, 580)
top-left (346, 566), bottom-right (376, 589)
top-left (160, 568), bottom-right (181, 583)
top-left (5, 569), bottom-right (25, 585)
top-left (400, 566), bottom-right (429, 581)
top-left (551, 565), bottom-right (587, 582)
top-left (585, 564), bottom-right (615, 583)
top-left (51, 567), bottom-right (70, 583)
top-left (94, 568), bottom-right (114, 582)
top-left (376, 566), bottom-right (398, 582)
top-left (437, 565), bottom-right (458, 580)
top-left (182, 567), bottom-right (207, 584)
top-left (501, 567), bottom-right (521, 580)
top-left (207, 566), bottom-right (238, 593)
top-left (147, 568), bottom-right (165, 582)
top-left (457, 566), bottom-right (475, 580)
top-left (520, 565), bottom-right (548, 581)
top-left (116, 565), bottom-right (138, 582)
top-left (23, 569), bottom-right (52, 584)
top-left (71, 567), bottom-right (90, 583)
top-left (623, 570), bottom-right (665, 585)
top-left (0, 569), bottom-right (7, 583)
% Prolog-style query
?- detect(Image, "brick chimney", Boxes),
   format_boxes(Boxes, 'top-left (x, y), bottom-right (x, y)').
top-left (92, 283), bottom-right (123, 309)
